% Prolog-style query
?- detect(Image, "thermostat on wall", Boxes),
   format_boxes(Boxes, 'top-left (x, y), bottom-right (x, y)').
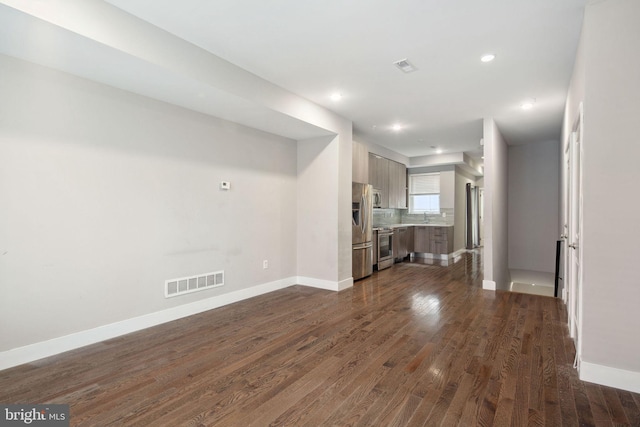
top-left (220, 181), bottom-right (231, 190)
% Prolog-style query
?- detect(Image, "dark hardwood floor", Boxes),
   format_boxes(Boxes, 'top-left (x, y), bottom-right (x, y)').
top-left (2, 252), bottom-right (639, 426)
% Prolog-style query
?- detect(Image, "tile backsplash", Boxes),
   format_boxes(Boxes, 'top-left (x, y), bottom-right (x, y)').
top-left (373, 208), bottom-right (454, 226)
top-left (372, 209), bottom-right (402, 226)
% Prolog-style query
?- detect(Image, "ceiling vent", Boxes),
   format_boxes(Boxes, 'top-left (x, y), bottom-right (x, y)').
top-left (393, 58), bottom-right (417, 73)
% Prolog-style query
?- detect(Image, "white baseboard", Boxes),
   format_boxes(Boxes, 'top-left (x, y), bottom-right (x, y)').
top-left (483, 280), bottom-right (496, 290)
top-left (451, 248), bottom-right (467, 258)
top-left (337, 277), bottom-right (354, 291)
top-left (296, 276), bottom-right (352, 292)
top-left (580, 360), bottom-right (640, 394)
top-left (412, 249), bottom-right (467, 261)
top-left (1, 276), bottom-right (347, 371)
top-left (413, 252), bottom-right (446, 260)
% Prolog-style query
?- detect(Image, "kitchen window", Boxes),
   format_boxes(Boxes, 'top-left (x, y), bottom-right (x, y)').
top-left (409, 173), bottom-right (440, 214)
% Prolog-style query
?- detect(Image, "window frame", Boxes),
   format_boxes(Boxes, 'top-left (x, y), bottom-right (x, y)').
top-left (408, 173), bottom-right (441, 214)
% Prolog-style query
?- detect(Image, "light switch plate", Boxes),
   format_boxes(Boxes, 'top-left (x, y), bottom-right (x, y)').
top-left (220, 181), bottom-right (231, 190)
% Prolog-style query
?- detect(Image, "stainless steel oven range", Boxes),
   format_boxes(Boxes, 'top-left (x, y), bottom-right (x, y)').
top-left (377, 228), bottom-right (394, 270)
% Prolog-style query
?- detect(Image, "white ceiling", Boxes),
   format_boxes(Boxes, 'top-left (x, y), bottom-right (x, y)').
top-left (104, 0), bottom-right (588, 159)
top-left (2, 0), bottom-right (588, 160)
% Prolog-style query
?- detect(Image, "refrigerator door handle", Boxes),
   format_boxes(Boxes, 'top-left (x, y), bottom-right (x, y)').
top-left (353, 242), bottom-right (373, 250)
top-left (361, 193), bottom-right (367, 234)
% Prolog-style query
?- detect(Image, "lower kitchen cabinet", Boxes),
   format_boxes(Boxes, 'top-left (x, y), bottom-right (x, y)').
top-left (413, 226), bottom-right (430, 253)
top-left (406, 226), bottom-right (414, 254)
top-left (429, 226), bottom-right (454, 255)
top-left (413, 225), bottom-right (453, 255)
top-left (393, 227), bottom-right (410, 261)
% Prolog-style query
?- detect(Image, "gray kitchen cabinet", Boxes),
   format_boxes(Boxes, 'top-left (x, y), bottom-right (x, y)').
top-left (368, 154), bottom-right (407, 209)
top-left (388, 160), bottom-right (407, 209)
top-left (413, 226), bottom-right (430, 253)
top-left (388, 159), bottom-right (399, 208)
top-left (397, 162), bottom-right (407, 209)
top-left (352, 141), bottom-right (369, 184)
top-left (429, 226), bottom-right (454, 254)
top-left (413, 226), bottom-right (453, 254)
top-left (393, 227), bottom-right (410, 261)
top-left (368, 153), bottom-right (389, 208)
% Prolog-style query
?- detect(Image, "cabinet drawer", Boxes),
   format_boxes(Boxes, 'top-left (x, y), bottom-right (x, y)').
top-left (430, 226), bottom-right (452, 244)
top-left (431, 227), bottom-right (444, 237)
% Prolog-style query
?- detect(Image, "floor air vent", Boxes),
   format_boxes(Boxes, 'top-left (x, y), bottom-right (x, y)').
top-left (165, 270), bottom-right (224, 298)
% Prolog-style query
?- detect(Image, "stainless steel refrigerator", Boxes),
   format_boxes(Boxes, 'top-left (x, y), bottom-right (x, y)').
top-left (352, 182), bottom-right (373, 280)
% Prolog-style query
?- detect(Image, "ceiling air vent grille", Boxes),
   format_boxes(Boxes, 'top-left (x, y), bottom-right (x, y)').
top-left (393, 58), bottom-right (417, 73)
top-left (165, 270), bottom-right (224, 298)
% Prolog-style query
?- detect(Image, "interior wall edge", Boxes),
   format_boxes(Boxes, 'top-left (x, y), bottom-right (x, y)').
top-left (482, 280), bottom-right (496, 291)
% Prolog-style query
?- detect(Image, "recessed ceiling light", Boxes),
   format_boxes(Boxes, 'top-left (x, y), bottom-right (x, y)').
top-left (330, 93), bottom-right (342, 101)
top-left (481, 53), bottom-right (496, 63)
top-left (392, 124), bottom-right (403, 132)
top-left (521, 98), bottom-right (536, 110)
top-left (436, 148), bottom-right (443, 154)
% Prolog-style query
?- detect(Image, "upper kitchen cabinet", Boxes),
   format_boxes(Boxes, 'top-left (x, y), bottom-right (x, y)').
top-left (369, 153), bottom-right (389, 208)
top-left (352, 141), bottom-right (369, 184)
top-left (389, 160), bottom-right (407, 209)
top-left (368, 153), bottom-right (407, 209)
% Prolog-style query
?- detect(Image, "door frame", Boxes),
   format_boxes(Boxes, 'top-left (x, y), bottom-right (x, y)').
top-left (565, 102), bottom-right (584, 369)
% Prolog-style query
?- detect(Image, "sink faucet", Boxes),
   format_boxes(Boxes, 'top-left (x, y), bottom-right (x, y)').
top-left (423, 212), bottom-right (429, 223)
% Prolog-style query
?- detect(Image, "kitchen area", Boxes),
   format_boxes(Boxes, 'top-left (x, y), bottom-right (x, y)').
top-left (352, 141), bottom-right (471, 280)
top-left (352, 195), bottom-right (456, 280)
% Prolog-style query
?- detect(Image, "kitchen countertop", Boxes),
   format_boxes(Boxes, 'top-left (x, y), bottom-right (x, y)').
top-left (373, 223), bottom-right (453, 230)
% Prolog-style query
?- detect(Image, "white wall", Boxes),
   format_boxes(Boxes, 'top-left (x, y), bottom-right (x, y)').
top-left (508, 141), bottom-right (560, 273)
top-left (562, 0), bottom-right (640, 392)
top-left (2, 0), bottom-right (356, 292)
top-left (483, 118), bottom-right (509, 290)
top-left (439, 171), bottom-right (455, 210)
top-left (0, 0), bottom-right (357, 366)
top-left (0, 55), bottom-right (300, 351)
top-left (297, 136), bottom-right (343, 287)
top-left (356, 137), bottom-right (410, 166)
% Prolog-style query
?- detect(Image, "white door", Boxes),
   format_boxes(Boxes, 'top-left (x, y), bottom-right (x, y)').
top-left (479, 188), bottom-right (484, 246)
top-left (563, 144), bottom-right (570, 305)
top-left (567, 103), bottom-right (584, 368)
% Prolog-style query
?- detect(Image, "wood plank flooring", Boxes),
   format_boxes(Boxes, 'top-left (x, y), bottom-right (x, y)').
top-left (2, 252), bottom-right (639, 426)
